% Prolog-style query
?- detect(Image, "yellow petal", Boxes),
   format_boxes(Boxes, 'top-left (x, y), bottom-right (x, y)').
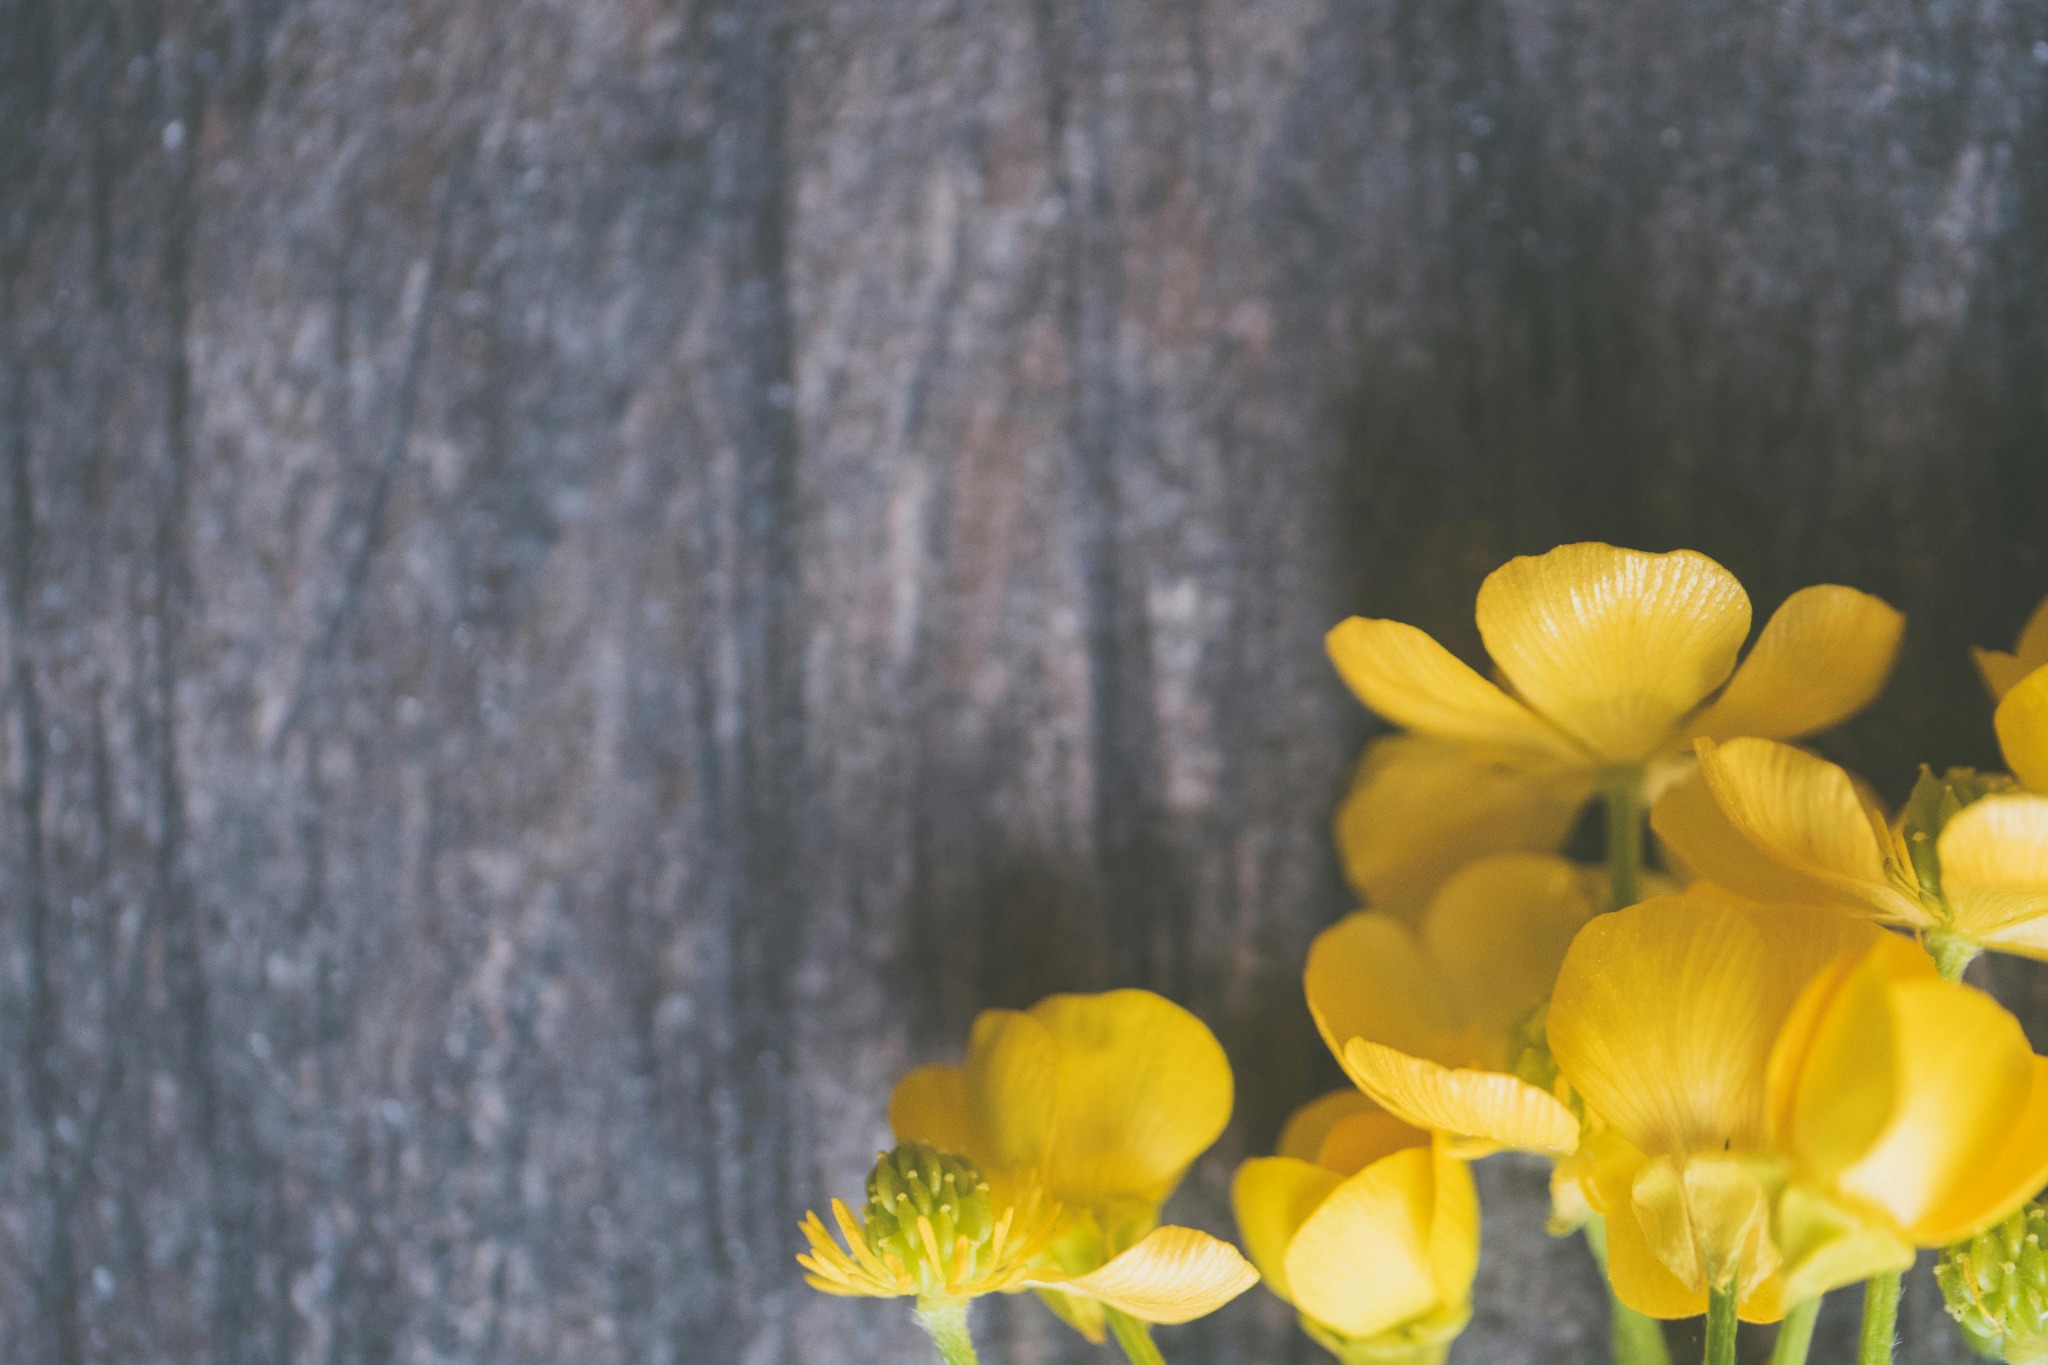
top-left (1920, 1056), bottom-right (2048, 1244)
top-left (1690, 585), bottom-right (1904, 742)
top-left (1687, 738), bottom-right (1925, 925)
top-left (1335, 734), bottom-right (1596, 920)
top-left (889, 1064), bottom-right (974, 1154)
top-left (1474, 544), bottom-right (1751, 763)
top-left (1548, 898), bottom-right (1881, 1158)
top-left (1428, 1139), bottom-right (1481, 1308)
top-left (1036, 1225), bottom-right (1259, 1325)
top-left (1276, 1090), bottom-right (1382, 1164)
top-left (1630, 1155), bottom-right (1780, 1305)
top-left (1326, 617), bottom-right (1581, 758)
top-left (1995, 664), bottom-right (2048, 793)
top-left (1318, 1112), bottom-right (1431, 1176)
top-left (1765, 937), bottom-right (1929, 1179)
top-left (1342, 1040), bottom-right (1579, 1156)
top-left (1590, 1154), bottom-right (1712, 1320)
top-left (1284, 1146), bottom-right (1442, 1338)
top-left (1231, 1156), bottom-right (1341, 1303)
top-left (1422, 853), bottom-right (1601, 1050)
top-left (1979, 595), bottom-right (2048, 699)
top-left (1305, 913), bottom-right (1461, 1069)
top-left (1832, 979), bottom-right (2036, 1241)
top-left (964, 1009), bottom-right (1060, 1176)
top-left (1650, 767), bottom-right (1844, 906)
top-left (1935, 793), bottom-right (2048, 953)
top-left (1027, 990), bottom-right (1233, 1207)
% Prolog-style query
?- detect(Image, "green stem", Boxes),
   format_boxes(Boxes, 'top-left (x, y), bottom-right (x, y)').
top-left (1926, 930), bottom-right (1978, 982)
top-left (1771, 1297), bottom-right (1820, 1365)
top-left (1107, 1307), bottom-right (1170, 1365)
top-left (1586, 1217), bottom-right (1674, 1365)
top-left (1605, 767), bottom-right (1646, 911)
top-left (1705, 1284), bottom-right (1739, 1365)
top-left (913, 1296), bottom-right (981, 1365)
top-left (1857, 1271), bottom-right (1902, 1365)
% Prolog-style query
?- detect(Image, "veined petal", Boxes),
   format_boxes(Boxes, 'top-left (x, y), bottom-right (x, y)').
top-left (1276, 1090), bottom-right (1382, 1164)
top-left (889, 1065), bottom-right (974, 1155)
top-left (1833, 979), bottom-right (2036, 1241)
top-left (1034, 1225), bottom-right (1259, 1325)
top-left (1335, 735), bottom-right (1596, 920)
top-left (1305, 913), bottom-right (1461, 1068)
top-left (1326, 617), bottom-right (1581, 758)
top-left (1689, 738), bottom-right (1924, 924)
top-left (1995, 665), bottom-right (2048, 793)
top-left (1231, 1157), bottom-right (1341, 1304)
top-left (965, 1010), bottom-right (1060, 1176)
top-left (1689, 585), bottom-right (1904, 742)
top-left (1549, 898), bottom-right (1880, 1158)
top-left (1342, 1040), bottom-right (1579, 1156)
top-left (1423, 854), bottom-right (1601, 1052)
top-left (1936, 794), bottom-right (2048, 953)
top-left (1474, 544), bottom-right (1751, 763)
top-left (1027, 990), bottom-right (1232, 1207)
top-left (1917, 1056), bottom-right (2048, 1244)
top-left (1650, 769), bottom-right (1851, 907)
top-left (1284, 1146), bottom-right (1442, 1339)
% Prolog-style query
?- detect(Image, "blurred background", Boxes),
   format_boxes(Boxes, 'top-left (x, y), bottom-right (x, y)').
top-left (1, 1), bottom-right (2045, 1361)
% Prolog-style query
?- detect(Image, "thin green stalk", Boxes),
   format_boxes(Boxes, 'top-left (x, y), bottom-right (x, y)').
top-left (1604, 767), bottom-right (1645, 911)
top-left (1586, 1216), bottom-right (1674, 1365)
top-left (1705, 1284), bottom-right (1739, 1365)
top-left (1107, 1307), bottom-right (1170, 1365)
top-left (1858, 1271), bottom-right (1901, 1365)
top-left (1771, 1297), bottom-right (1820, 1365)
top-left (913, 1296), bottom-right (981, 1365)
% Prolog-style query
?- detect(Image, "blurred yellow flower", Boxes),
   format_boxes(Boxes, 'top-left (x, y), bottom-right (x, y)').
top-left (886, 989), bottom-right (1257, 1341)
top-left (1651, 730), bottom-right (2048, 965)
top-left (1304, 854), bottom-right (1601, 1157)
top-left (1233, 1092), bottom-right (1477, 1363)
top-left (1975, 594), bottom-right (2048, 699)
top-left (1327, 543), bottom-right (1902, 916)
top-left (1547, 897), bottom-right (2048, 1322)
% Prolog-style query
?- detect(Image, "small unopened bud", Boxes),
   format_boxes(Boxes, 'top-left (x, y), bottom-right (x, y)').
top-left (1938, 1203), bottom-right (2048, 1363)
top-left (862, 1143), bottom-right (999, 1295)
top-left (1504, 1004), bottom-right (1561, 1096)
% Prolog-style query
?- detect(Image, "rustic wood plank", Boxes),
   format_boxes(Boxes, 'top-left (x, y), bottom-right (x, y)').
top-left (0, 1), bottom-right (2043, 1361)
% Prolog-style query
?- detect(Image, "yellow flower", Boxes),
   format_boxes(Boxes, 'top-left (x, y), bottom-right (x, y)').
top-left (1233, 1092), bottom-right (1477, 1362)
top-left (1650, 730), bottom-right (2048, 963)
top-left (1304, 854), bottom-right (1601, 1157)
top-left (1546, 896), bottom-right (2048, 1321)
top-left (1975, 594), bottom-right (2048, 698)
top-left (1326, 543), bottom-right (1902, 914)
top-left (886, 989), bottom-right (1258, 1339)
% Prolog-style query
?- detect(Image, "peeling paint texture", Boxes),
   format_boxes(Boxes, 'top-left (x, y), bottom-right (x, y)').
top-left (0, 1), bottom-right (2045, 1362)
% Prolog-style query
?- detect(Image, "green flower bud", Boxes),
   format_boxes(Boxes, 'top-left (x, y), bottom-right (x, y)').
top-left (862, 1143), bottom-right (999, 1295)
top-left (1938, 1203), bottom-right (2048, 1363)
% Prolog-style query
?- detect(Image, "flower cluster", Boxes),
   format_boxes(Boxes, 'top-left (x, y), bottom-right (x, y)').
top-left (799, 543), bottom-right (2048, 1365)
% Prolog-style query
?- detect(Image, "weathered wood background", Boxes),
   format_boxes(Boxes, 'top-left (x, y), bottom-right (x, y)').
top-left (1, 1), bottom-right (2045, 1361)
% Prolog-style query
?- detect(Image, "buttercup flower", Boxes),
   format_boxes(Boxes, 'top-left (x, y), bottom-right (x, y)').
top-left (1233, 1091), bottom-right (1478, 1364)
top-left (1651, 726), bottom-right (2048, 967)
top-left (1327, 543), bottom-right (1902, 915)
top-left (886, 989), bottom-right (1258, 1343)
top-left (1304, 853), bottom-right (1601, 1157)
top-left (1975, 595), bottom-right (2048, 699)
top-left (1547, 896), bottom-right (2048, 1322)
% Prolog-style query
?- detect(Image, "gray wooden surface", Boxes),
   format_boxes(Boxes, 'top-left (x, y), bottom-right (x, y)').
top-left (1, 1), bottom-right (2045, 1361)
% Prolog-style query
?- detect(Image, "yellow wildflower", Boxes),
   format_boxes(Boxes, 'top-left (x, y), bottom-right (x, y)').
top-left (1327, 543), bottom-right (1902, 916)
top-left (1304, 854), bottom-right (1601, 1157)
top-left (1975, 594), bottom-right (2048, 699)
top-left (1650, 727), bottom-right (2048, 965)
top-left (886, 989), bottom-right (1258, 1341)
top-left (1546, 896), bottom-right (2048, 1321)
top-left (1233, 1092), bottom-right (1478, 1363)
